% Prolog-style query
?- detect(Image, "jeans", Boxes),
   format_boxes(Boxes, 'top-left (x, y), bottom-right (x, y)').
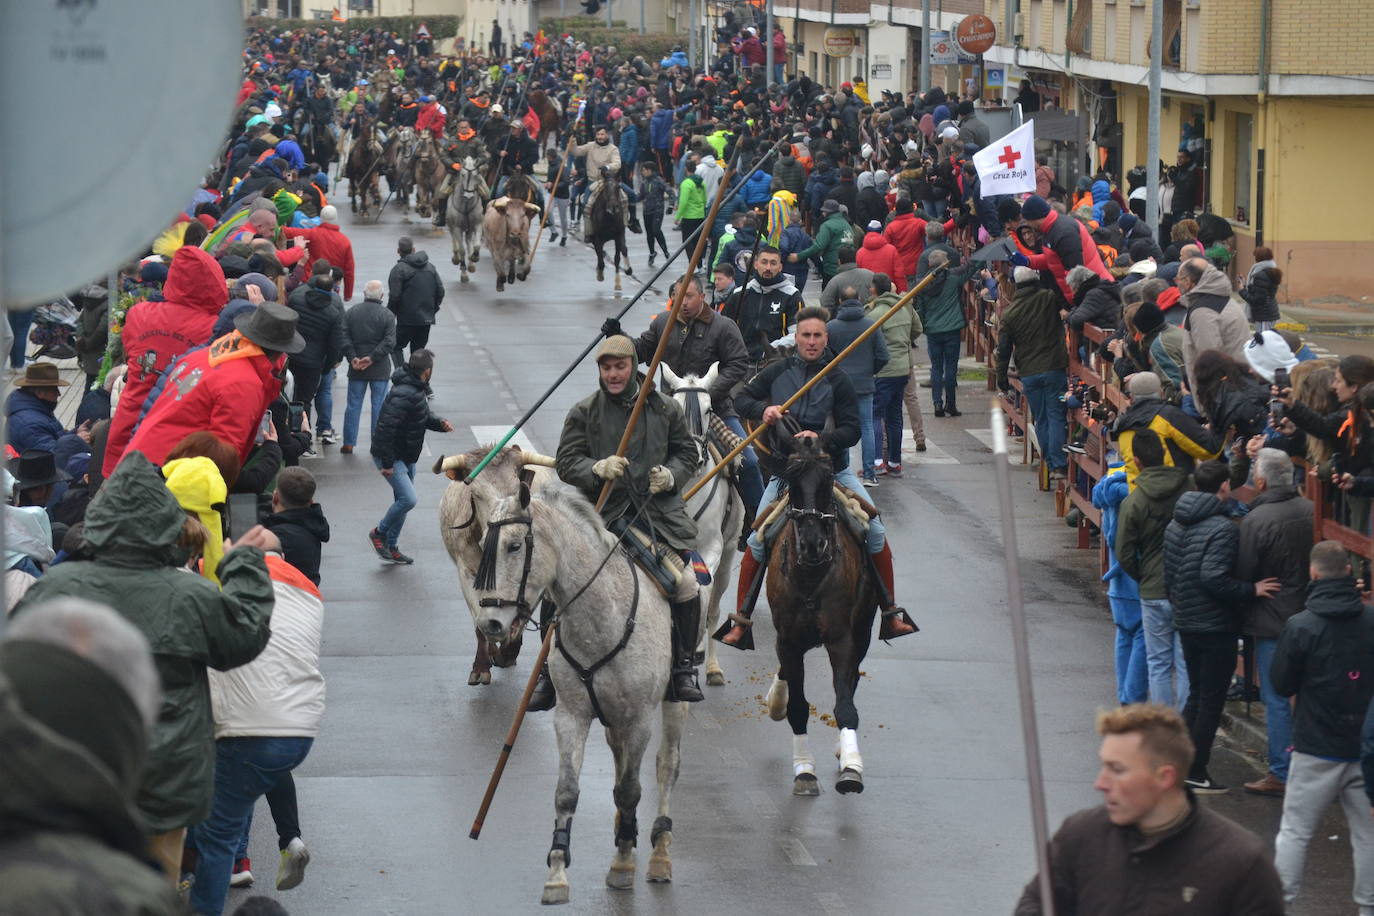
top-left (551, 196), bottom-right (569, 236)
top-left (394, 323), bottom-right (432, 368)
top-left (1020, 369), bottom-right (1068, 471)
top-left (344, 378), bottom-right (389, 448)
top-left (856, 392), bottom-right (876, 478)
top-left (1256, 636), bottom-right (1294, 781)
top-left (374, 458), bottom-right (417, 547)
top-left (1180, 630), bottom-right (1238, 779)
top-left (7, 309), bottom-right (32, 369)
top-left (747, 466), bottom-right (884, 560)
top-left (313, 367), bottom-right (336, 433)
top-left (772, 63), bottom-right (784, 85)
top-left (873, 376), bottom-right (908, 466)
top-left (1275, 752), bottom-right (1374, 909)
top-left (1109, 595), bottom-right (1149, 705)
top-left (1140, 597), bottom-right (1189, 709)
top-left (289, 364), bottom-right (322, 423)
top-left (189, 736), bottom-right (313, 916)
top-left (926, 331), bottom-right (961, 410)
top-left (721, 415), bottom-right (765, 515)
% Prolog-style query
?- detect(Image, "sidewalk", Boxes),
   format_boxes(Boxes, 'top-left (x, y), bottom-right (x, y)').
top-left (1280, 299), bottom-right (1374, 337)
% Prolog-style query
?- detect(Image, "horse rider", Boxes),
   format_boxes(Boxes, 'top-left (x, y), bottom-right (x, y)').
top-left (415, 95), bottom-right (446, 138)
top-left (547, 334), bottom-right (706, 707)
top-left (461, 88), bottom-right (493, 125)
top-left (303, 84), bottom-right (337, 139)
top-left (614, 273), bottom-right (766, 547)
top-left (432, 119), bottom-right (492, 228)
top-left (721, 244), bottom-right (805, 367)
top-left (716, 305), bottom-right (919, 648)
top-left (391, 90), bottom-right (419, 128)
top-left (572, 126), bottom-right (641, 234)
top-left (493, 119), bottom-right (545, 206)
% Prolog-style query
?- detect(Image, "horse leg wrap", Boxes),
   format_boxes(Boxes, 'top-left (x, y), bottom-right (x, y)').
top-left (615, 812), bottom-right (638, 848)
top-left (838, 728), bottom-right (863, 775)
top-left (793, 734), bottom-right (816, 777)
top-left (650, 816), bottom-right (673, 848)
top-left (548, 818), bottom-right (573, 867)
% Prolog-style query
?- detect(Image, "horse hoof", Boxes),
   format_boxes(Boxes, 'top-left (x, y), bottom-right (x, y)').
top-left (605, 864), bottom-right (635, 890)
top-left (836, 768), bottom-right (865, 795)
top-left (540, 882), bottom-right (570, 905)
top-left (467, 670), bottom-right (484, 686)
top-left (460, 274), bottom-right (470, 283)
top-left (766, 676), bottom-right (788, 721)
top-left (624, 266), bottom-right (634, 276)
top-left (793, 773), bottom-right (821, 797)
top-left (646, 851), bottom-right (672, 883)
top-left (706, 670), bottom-right (725, 687)
top-left (496, 280), bottom-right (505, 292)
top-left (452, 254), bottom-right (461, 265)
top-left (517, 272), bottom-right (528, 281)
top-left (597, 270), bottom-right (604, 282)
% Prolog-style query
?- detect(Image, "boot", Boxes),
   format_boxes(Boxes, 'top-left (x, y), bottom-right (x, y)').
top-left (627, 203), bottom-right (642, 234)
top-left (434, 204), bottom-right (447, 228)
top-left (736, 508), bottom-right (756, 554)
top-left (870, 544), bottom-right (918, 641)
top-left (528, 600), bottom-right (557, 711)
top-left (713, 551), bottom-right (764, 650)
top-left (668, 596), bottom-right (705, 702)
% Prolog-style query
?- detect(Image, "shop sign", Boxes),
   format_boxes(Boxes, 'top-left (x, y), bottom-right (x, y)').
top-left (823, 27), bottom-right (857, 58)
top-left (955, 14), bottom-right (997, 55)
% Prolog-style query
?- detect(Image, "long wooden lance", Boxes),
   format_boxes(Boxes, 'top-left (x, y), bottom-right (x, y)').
top-left (458, 144), bottom-right (780, 486)
top-left (527, 99), bottom-right (587, 269)
top-left (681, 266), bottom-right (947, 501)
top-left (594, 145), bottom-right (742, 512)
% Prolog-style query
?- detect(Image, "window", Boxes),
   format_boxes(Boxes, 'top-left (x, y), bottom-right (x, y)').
top-left (1129, 3), bottom-right (1145, 64)
top-left (1231, 112), bottom-right (1253, 224)
top-left (1105, 4), bottom-right (1117, 58)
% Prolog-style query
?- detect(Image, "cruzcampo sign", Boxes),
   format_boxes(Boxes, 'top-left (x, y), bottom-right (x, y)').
top-left (823, 27), bottom-right (857, 57)
top-left (955, 14), bottom-right (997, 55)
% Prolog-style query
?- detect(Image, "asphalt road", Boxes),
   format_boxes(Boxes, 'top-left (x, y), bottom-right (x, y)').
top-left (225, 186), bottom-right (1359, 915)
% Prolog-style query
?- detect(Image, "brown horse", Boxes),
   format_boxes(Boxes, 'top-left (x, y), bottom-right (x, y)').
top-left (345, 118), bottom-right (384, 217)
top-left (761, 435), bottom-right (878, 797)
top-left (410, 133), bottom-right (447, 218)
top-left (526, 88), bottom-right (563, 152)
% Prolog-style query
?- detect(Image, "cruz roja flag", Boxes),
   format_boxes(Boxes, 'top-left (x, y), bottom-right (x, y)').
top-left (973, 120), bottom-right (1036, 198)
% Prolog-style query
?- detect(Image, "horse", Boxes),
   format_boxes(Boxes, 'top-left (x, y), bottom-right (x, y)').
top-left (446, 157), bottom-right (487, 283)
top-left (659, 363), bottom-right (743, 688)
top-left (527, 88), bottom-right (563, 152)
top-left (498, 168), bottom-right (541, 208)
top-left (383, 126), bottom-right (417, 212)
top-left (345, 119), bottom-right (384, 217)
top-left (410, 132), bottom-right (447, 219)
top-left (294, 110), bottom-right (336, 171)
top-left (761, 435), bottom-right (878, 797)
top-left (469, 478), bottom-right (692, 904)
top-left (587, 168), bottom-right (632, 284)
top-left (434, 445), bottom-right (558, 686)
top-left (483, 195), bottom-right (538, 292)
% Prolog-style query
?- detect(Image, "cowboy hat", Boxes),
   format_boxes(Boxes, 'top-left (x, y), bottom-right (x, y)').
top-left (234, 302), bottom-right (306, 354)
top-left (8, 449), bottom-right (70, 490)
top-left (13, 363), bottom-right (71, 388)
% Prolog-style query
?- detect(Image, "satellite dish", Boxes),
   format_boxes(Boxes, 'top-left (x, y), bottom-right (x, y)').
top-left (0, 0), bottom-right (242, 307)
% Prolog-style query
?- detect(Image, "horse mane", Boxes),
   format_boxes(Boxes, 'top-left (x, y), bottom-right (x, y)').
top-left (536, 481), bottom-right (621, 552)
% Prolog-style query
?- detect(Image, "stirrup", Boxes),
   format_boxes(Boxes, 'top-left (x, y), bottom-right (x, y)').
top-left (712, 613), bottom-right (754, 651)
top-left (878, 606), bottom-right (919, 642)
top-left (527, 665), bottom-right (557, 711)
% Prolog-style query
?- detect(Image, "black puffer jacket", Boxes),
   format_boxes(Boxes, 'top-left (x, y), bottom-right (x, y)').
top-left (1066, 276), bottom-right (1122, 332)
top-left (387, 251), bottom-right (445, 326)
top-left (1239, 268), bottom-right (1281, 324)
top-left (1271, 576), bottom-right (1374, 760)
top-left (285, 282), bottom-right (346, 371)
top-left (1163, 491), bottom-right (1253, 634)
top-left (1206, 376), bottom-right (1271, 441)
top-left (371, 365), bottom-right (447, 468)
top-left (1234, 485), bottom-right (1314, 639)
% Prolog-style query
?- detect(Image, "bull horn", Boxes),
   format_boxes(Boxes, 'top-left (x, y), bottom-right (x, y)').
top-left (517, 448), bottom-right (557, 468)
top-left (433, 454), bottom-right (471, 476)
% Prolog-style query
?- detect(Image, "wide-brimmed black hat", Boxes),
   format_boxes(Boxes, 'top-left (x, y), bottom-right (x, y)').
top-left (9, 449), bottom-right (70, 490)
top-left (234, 302), bottom-right (305, 354)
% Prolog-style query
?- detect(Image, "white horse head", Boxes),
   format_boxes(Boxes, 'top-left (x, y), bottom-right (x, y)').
top-left (661, 362), bottom-right (719, 439)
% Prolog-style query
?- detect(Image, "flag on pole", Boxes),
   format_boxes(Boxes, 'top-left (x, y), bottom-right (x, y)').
top-left (973, 120), bottom-right (1036, 198)
top-left (331, 7), bottom-right (346, 21)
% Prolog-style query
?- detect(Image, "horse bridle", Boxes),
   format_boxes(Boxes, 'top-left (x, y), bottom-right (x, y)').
top-left (474, 515), bottom-right (538, 627)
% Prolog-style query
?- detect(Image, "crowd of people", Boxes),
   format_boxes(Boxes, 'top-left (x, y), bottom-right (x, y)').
top-left (3, 11), bottom-right (1373, 914)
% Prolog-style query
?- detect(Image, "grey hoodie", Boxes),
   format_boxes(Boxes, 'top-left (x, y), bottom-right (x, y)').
top-left (1181, 265), bottom-right (1249, 389)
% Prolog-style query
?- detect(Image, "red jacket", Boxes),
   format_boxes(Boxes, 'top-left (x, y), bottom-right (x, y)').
top-left (772, 31), bottom-right (787, 58)
top-left (416, 102), bottom-right (446, 137)
top-left (1024, 209), bottom-right (1113, 301)
top-left (121, 332), bottom-right (285, 470)
top-left (103, 247), bottom-right (228, 477)
top-left (882, 212), bottom-right (927, 285)
top-left (855, 232), bottom-right (906, 291)
top-left (282, 223), bottom-right (355, 300)
top-left (740, 35), bottom-right (765, 66)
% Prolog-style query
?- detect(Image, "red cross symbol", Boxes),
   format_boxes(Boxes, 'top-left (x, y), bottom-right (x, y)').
top-left (997, 145), bottom-right (1022, 169)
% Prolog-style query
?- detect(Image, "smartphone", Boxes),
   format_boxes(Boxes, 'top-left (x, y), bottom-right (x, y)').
top-left (227, 492), bottom-right (260, 542)
top-left (288, 401), bottom-right (305, 434)
top-left (256, 411), bottom-right (272, 444)
top-left (1273, 367), bottom-right (1289, 392)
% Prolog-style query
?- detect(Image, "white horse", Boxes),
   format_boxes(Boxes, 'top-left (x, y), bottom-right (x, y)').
top-left (470, 480), bottom-right (689, 906)
top-left (447, 156), bottom-right (487, 284)
top-left (659, 362), bottom-right (744, 688)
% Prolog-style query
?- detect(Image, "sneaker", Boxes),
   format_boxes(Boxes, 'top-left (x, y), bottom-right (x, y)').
top-left (319, 429), bottom-right (339, 445)
top-left (388, 547), bottom-right (415, 565)
top-left (1184, 775), bottom-right (1229, 794)
top-left (1242, 774), bottom-right (1286, 797)
top-left (559, 237), bottom-right (566, 247)
top-left (340, 444), bottom-right (354, 454)
top-left (862, 475), bottom-right (879, 488)
top-left (368, 528), bottom-right (390, 560)
top-left (300, 447), bottom-right (320, 459)
top-left (874, 461), bottom-right (888, 476)
top-left (549, 230), bottom-right (559, 243)
top-left (887, 465), bottom-right (902, 478)
top-left (230, 857), bottom-right (253, 888)
top-left (276, 838), bottom-right (311, 891)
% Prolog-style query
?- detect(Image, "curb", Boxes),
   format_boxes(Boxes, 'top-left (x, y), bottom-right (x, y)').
top-left (1220, 702), bottom-right (1269, 776)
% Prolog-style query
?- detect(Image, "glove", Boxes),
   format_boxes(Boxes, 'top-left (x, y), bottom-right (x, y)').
top-left (648, 465), bottom-right (674, 494)
top-left (592, 455), bottom-right (629, 481)
top-left (600, 317), bottom-right (623, 338)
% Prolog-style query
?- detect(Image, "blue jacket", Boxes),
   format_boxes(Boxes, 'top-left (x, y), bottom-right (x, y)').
top-left (804, 167), bottom-right (839, 220)
top-left (6, 388), bottom-right (68, 455)
top-left (649, 109), bottom-right (674, 150)
top-left (274, 139), bottom-right (306, 171)
top-left (778, 225), bottom-right (812, 291)
top-left (825, 301), bottom-right (889, 395)
top-left (618, 123), bottom-right (640, 165)
top-left (741, 170), bottom-right (773, 207)
top-left (1090, 179), bottom-right (1112, 222)
top-left (711, 187), bottom-right (747, 237)
top-left (1092, 470), bottom-right (1140, 601)
top-left (660, 51), bottom-right (690, 69)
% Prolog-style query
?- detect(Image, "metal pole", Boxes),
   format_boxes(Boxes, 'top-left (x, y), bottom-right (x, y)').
top-left (1145, 0), bottom-right (1163, 234)
top-left (607, 0), bottom-right (613, 28)
top-left (765, 0), bottom-right (774, 85)
top-left (920, 0), bottom-right (931, 92)
top-left (990, 404), bottom-right (1057, 916)
top-left (689, 0), bottom-right (698, 70)
top-left (640, 0), bottom-right (646, 34)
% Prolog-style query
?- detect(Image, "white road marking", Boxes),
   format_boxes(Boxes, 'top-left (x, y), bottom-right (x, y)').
top-left (817, 892), bottom-right (853, 915)
top-left (747, 789), bottom-right (779, 815)
top-left (779, 836), bottom-right (817, 866)
top-left (901, 427), bottom-right (959, 465)
top-left (469, 426), bottom-right (539, 452)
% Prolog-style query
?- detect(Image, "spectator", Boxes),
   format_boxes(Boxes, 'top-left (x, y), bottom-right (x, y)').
top-left (716, 214), bottom-right (760, 284)
top-left (639, 162), bottom-right (670, 267)
top-left (1164, 459), bottom-right (1281, 793)
top-left (827, 288), bottom-right (889, 485)
top-left (282, 204), bottom-right (355, 301)
top-left (1234, 447), bottom-right (1313, 797)
top-left (709, 260), bottom-right (738, 310)
top-left (1093, 467), bottom-right (1148, 704)
top-left (914, 249), bottom-right (978, 418)
top-left (1014, 704), bottom-right (1284, 913)
top-left (386, 237), bottom-right (444, 367)
top-left (1111, 371), bottom-right (1220, 487)
top-left (341, 279), bottom-right (396, 455)
top-left (262, 466), bottom-right (330, 586)
top-left (867, 273), bottom-right (923, 473)
top-left (792, 199), bottom-right (853, 289)
top-left (1178, 258), bottom-right (1250, 389)
top-left (369, 349), bottom-right (454, 565)
top-left (1017, 195), bottom-right (1113, 303)
top-left (882, 198), bottom-right (926, 288)
top-left (997, 266), bottom-right (1069, 478)
top-left (956, 99), bottom-right (990, 150)
top-left (674, 159), bottom-right (706, 247)
top-left (856, 221), bottom-right (904, 291)
top-left (820, 245), bottom-right (875, 315)
top-left (721, 247), bottom-right (803, 363)
top-left (1271, 540), bottom-right (1374, 913)
top-left (1241, 245), bottom-right (1282, 332)
top-left (286, 260), bottom-right (347, 439)
top-left (6, 363), bottom-right (88, 458)
top-left (1064, 265), bottom-right (1122, 332)
top-left (12, 453), bottom-right (276, 884)
top-left (915, 219), bottom-right (960, 278)
top-left (1112, 301), bottom-right (1186, 401)
top-left (0, 598), bottom-right (182, 913)
top-left (1116, 428), bottom-right (1193, 708)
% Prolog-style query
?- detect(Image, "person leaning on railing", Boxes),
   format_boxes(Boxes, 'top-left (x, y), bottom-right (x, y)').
top-left (1275, 356), bottom-right (1374, 491)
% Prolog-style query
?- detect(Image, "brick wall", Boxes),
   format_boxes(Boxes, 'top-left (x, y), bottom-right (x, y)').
top-left (1268, 0), bottom-right (1374, 76)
